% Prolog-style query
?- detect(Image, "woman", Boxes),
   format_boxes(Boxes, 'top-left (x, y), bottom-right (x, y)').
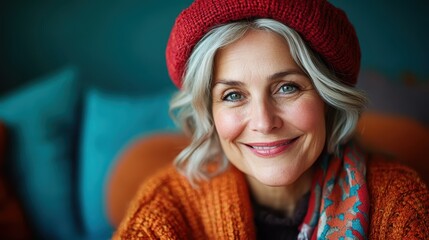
top-left (114, 0), bottom-right (429, 239)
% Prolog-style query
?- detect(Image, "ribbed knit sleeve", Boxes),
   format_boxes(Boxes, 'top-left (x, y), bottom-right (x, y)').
top-left (112, 165), bottom-right (256, 239)
top-left (112, 167), bottom-right (195, 239)
top-left (367, 156), bottom-right (429, 239)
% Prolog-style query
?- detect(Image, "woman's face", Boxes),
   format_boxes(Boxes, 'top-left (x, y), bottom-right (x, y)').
top-left (212, 30), bottom-right (326, 186)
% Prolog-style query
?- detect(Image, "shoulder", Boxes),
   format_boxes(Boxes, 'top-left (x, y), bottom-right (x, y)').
top-left (112, 165), bottom-right (195, 239)
top-left (367, 155), bottom-right (427, 190)
top-left (367, 155), bottom-right (428, 197)
top-left (367, 155), bottom-right (429, 239)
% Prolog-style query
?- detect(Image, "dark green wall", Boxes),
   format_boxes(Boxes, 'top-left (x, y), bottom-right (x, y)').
top-left (1, 0), bottom-right (428, 94)
top-left (1, 0), bottom-right (194, 94)
top-left (331, 0), bottom-right (429, 83)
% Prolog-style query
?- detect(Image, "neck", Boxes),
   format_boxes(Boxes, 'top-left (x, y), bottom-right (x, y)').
top-left (246, 167), bottom-right (314, 218)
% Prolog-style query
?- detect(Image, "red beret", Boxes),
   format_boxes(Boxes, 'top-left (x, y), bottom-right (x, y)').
top-left (166, 0), bottom-right (360, 88)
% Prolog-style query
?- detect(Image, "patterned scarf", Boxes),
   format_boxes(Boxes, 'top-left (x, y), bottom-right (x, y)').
top-left (298, 142), bottom-right (370, 240)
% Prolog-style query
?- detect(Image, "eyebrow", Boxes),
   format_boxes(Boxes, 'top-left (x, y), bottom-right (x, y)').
top-left (268, 70), bottom-right (307, 81)
top-left (213, 69), bottom-right (306, 87)
top-left (212, 80), bottom-right (245, 87)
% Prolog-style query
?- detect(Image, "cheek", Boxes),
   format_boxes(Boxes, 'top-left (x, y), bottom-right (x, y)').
top-left (287, 96), bottom-right (326, 135)
top-left (213, 108), bottom-right (244, 141)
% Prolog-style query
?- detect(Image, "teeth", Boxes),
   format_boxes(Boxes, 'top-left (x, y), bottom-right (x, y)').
top-left (252, 146), bottom-right (277, 150)
top-left (250, 139), bottom-right (295, 150)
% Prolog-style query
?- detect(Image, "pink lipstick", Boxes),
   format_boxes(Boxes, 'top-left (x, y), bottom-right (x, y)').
top-left (245, 137), bottom-right (299, 157)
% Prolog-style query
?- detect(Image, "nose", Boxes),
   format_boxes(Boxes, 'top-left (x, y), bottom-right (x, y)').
top-left (249, 98), bottom-right (282, 134)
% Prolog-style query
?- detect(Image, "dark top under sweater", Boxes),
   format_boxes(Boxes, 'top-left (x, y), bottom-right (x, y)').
top-left (252, 192), bottom-right (310, 240)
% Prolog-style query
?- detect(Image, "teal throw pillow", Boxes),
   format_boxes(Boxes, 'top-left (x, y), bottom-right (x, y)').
top-left (79, 89), bottom-right (177, 237)
top-left (0, 66), bottom-right (82, 240)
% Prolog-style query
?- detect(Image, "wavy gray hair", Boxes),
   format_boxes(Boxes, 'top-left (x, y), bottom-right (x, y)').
top-left (170, 19), bottom-right (367, 183)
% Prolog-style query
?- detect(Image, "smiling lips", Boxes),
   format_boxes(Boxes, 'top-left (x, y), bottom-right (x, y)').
top-left (245, 137), bottom-right (299, 157)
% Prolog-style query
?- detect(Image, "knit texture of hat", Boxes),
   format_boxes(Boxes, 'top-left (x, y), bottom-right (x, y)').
top-left (166, 0), bottom-right (361, 88)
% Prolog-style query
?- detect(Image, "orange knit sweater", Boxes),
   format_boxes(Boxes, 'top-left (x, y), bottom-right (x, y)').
top-left (113, 157), bottom-right (429, 239)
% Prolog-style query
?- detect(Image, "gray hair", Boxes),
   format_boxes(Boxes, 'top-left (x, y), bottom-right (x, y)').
top-left (170, 19), bottom-right (367, 183)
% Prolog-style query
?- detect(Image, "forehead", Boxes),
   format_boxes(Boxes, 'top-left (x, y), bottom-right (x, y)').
top-left (216, 29), bottom-right (290, 60)
top-left (213, 29), bottom-right (300, 80)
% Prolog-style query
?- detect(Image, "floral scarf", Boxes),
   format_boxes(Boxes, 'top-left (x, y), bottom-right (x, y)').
top-left (298, 142), bottom-right (369, 239)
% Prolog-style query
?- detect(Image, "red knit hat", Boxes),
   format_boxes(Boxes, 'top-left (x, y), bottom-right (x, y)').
top-left (166, 0), bottom-right (360, 88)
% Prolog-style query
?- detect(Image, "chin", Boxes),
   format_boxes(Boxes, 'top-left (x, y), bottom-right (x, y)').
top-left (252, 169), bottom-right (300, 187)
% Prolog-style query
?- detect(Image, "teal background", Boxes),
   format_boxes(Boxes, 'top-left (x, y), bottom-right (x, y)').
top-left (1, 0), bottom-right (428, 95)
top-left (1, 0), bottom-right (193, 94)
top-left (331, 1), bottom-right (429, 82)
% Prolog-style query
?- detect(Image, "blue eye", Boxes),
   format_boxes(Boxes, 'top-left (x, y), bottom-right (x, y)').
top-left (279, 84), bottom-right (298, 94)
top-left (223, 92), bottom-right (243, 102)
